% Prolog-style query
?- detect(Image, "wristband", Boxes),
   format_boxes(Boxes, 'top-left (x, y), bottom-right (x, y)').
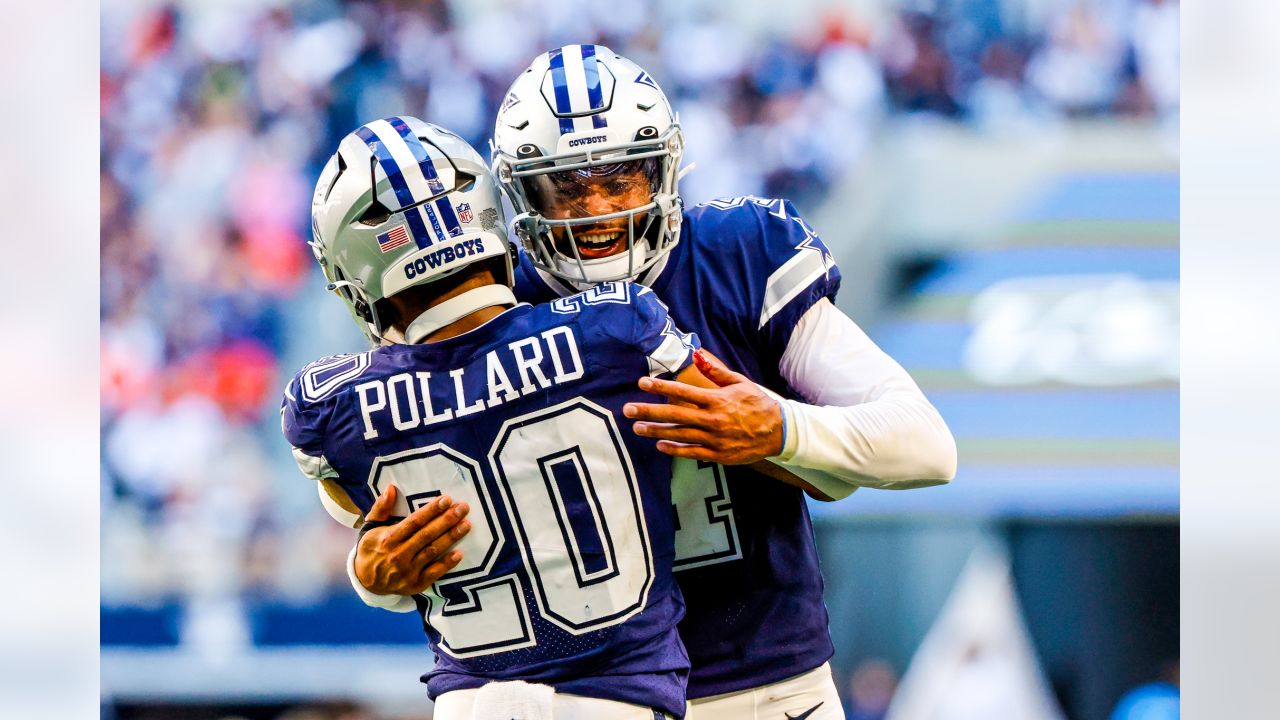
top-left (778, 401), bottom-right (789, 456)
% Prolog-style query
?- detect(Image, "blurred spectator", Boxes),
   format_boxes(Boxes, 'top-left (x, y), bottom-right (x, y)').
top-left (1131, 0), bottom-right (1179, 119)
top-left (1024, 0), bottom-right (1129, 115)
top-left (843, 658), bottom-right (899, 720)
top-left (879, 11), bottom-right (964, 117)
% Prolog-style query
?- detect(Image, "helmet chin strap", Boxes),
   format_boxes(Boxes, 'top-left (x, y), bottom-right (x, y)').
top-left (404, 285), bottom-right (518, 345)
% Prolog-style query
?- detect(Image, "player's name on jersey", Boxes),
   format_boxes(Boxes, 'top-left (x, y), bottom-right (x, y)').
top-left (355, 325), bottom-right (585, 440)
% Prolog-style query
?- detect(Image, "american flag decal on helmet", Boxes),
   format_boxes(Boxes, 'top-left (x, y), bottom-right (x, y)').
top-left (376, 224), bottom-right (412, 253)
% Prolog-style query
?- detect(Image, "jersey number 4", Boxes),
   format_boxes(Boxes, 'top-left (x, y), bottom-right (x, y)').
top-left (671, 458), bottom-right (742, 571)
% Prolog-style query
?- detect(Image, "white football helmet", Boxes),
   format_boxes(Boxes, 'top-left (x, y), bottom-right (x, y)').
top-left (311, 116), bottom-right (515, 344)
top-left (491, 44), bottom-right (685, 286)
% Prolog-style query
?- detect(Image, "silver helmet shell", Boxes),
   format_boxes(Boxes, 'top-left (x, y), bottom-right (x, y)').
top-left (492, 45), bottom-right (685, 286)
top-left (311, 116), bottom-right (512, 344)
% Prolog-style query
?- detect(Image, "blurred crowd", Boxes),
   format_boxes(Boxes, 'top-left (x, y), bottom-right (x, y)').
top-left (100, 0), bottom-right (1179, 608)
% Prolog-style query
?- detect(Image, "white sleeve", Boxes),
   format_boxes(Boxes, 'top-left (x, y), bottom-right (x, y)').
top-left (766, 298), bottom-right (957, 499)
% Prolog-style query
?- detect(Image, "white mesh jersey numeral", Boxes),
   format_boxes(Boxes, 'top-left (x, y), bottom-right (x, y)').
top-left (368, 445), bottom-right (532, 658)
top-left (491, 400), bottom-right (654, 633)
top-left (365, 399), bottom-right (655, 657)
top-left (671, 458), bottom-right (742, 571)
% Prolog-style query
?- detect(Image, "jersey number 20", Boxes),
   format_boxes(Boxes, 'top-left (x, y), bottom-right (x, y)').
top-left (367, 398), bottom-right (654, 658)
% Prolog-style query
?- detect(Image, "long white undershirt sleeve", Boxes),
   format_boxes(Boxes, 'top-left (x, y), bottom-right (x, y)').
top-left (766, 298), bottom-right (957, 500)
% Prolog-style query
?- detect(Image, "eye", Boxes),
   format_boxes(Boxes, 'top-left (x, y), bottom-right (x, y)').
top-left (565, 186), bottom-right (589, 201)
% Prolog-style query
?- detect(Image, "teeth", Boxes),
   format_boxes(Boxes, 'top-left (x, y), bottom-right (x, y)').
top-left (577, 232), bottom-right (621, 249)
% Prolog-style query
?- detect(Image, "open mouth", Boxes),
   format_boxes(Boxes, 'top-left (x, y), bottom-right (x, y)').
top-left (570, 229), bottom-right (628, 260)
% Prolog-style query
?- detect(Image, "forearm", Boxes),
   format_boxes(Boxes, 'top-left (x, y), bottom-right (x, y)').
top-left (771, 393), bottom-right (956, 498)
top-left (769, 299), bottom-right (957, 498)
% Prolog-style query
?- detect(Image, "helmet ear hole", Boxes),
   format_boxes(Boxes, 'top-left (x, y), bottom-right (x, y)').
top-left (453, 171), bottom-right (477, 193)
top-left (358, 197), bottom-right (393, 226)
top-left (634, 126), bottom-right (658, 141)
top-left (322, 154), bottom-right (347, 203)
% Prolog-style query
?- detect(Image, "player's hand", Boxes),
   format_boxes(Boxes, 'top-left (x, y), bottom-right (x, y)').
top-left (354, 484), bottom-right (471, 596)
top-left (624, 350), bottom-right (784, 465)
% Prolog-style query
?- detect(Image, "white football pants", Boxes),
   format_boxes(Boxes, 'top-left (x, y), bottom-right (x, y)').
top-left (685, 663), bottom-right (844, 720)
top-left (434, 687), bottom-right (669, 720)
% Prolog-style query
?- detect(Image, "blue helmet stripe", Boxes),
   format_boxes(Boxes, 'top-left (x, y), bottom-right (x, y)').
top-left (548, 48), bottom-right (575, 135)
top-left (581, 45), bottom-right (608, 129)
top-left (386, 116), bottom-right (447, 196)
top-left (422, 201), bottom-right (448, 244)
top-left (434, 198), bottom-right (463, 238)
top-left (581, 45), bottom-right (604, 109)
top-left (355, 125), bottom-right (416, 207)
top-left (404, 205), bottom-right (433, 249)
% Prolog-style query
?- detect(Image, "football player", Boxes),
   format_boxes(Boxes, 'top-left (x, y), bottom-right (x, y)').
top-left (284, 116), bottom-right (810, 719)
top-left (348, 47), bottom-right (958, 720)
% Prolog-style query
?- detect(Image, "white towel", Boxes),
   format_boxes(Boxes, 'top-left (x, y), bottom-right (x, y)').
top-left (471, 680), bottom-right (555, 720)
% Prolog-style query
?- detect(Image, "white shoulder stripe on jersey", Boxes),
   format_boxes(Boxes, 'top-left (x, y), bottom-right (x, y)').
top-left (292, 446), bottom-right (339, 481)
top-left (758, 247), bottom-right (836, 329)
top-left (646, 320), bottom-right (695, 377)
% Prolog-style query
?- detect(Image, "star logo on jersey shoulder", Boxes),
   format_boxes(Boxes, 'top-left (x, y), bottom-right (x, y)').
top-left (792, 216), bottom-right (834, 268)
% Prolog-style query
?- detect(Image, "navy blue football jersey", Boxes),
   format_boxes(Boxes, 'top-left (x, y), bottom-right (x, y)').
top-left (515, 197), bottom-right (842, 699)
top-left (282, 282), bottom-right (699, 717)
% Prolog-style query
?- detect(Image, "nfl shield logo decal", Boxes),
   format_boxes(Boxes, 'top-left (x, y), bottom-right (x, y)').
top-left (456, 203), bottom-right (473, 223)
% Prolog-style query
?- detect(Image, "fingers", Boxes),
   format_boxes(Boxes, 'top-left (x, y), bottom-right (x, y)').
top-left (366, 484), bottom-right (398, 522)
top-left (386, 494), bottom-right (459, 545)
top-left (414, 550), bottom-right (464, 592)
top-left (693, 349), bottom-right (749, 387)
top-left (412, 518), bottom-right (472, 566)
top-left (633, 422), bottom-right (716, 446)
top-left (398, 501), bottom-right (471, 556)
top-left (654, 440), bottom-right (720, 462)
top-left (634, 376), bottom-right (717, 406)
top-left (624, 401), bottom-right (710, 426)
